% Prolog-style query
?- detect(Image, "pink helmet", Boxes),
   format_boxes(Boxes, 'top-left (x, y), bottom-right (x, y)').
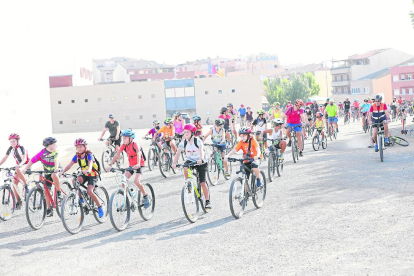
top-left (183, 124), bottom-right (197, 133)
top-left (74, 138), bottom-right (87, 146)
top-left (296, 99), bottom-right (304, 107)
top-left (241, 104), bottom-right (245, 107)
top-left (8, 133), bottom-right (20, 140)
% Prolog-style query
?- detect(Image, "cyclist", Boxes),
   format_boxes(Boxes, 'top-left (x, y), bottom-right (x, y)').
top-left (400, 98), bottom-right (408, 119)
top-left (324, 99), bottom-right (339, 133)
top-left (282, 99), bottom-right (306, 157)
top-left (390, 97), bottom-right (398, 120)
top-left (21, 137), bottom-right (61, 217)
top-left (323, 98), bottom-right (330, 128)
top-left (193, 115), bottom-right (203, 137)
top-left (219, 107), bottom-right (234, 146)
top-left (310, 100), bottom-right (319, 119)
top-left (306, 98), bottom-right (312, 107)
top-left (368, 94), bottom-right (390, 152)
top-left (98, 114), bottom-right (121, 153)
top-left (59, 139), bottom-right (104, 218)
top-left (252, 109), bottom-right (268, 157)
top-left (172, 124), bottom-right (210, 209)
top-left (237, 104), bottom-right (247, 127)
top-left (361, 99), bottom-right (371, 129)
top-left (260, 118), bottom-right (286, 161)
top-left (0, 133), bottom-right (29, 210)
top-left (285, 101), bottom-right (293, 110)
top-left (245, 107), bottom-right (254, 127)
top-left (304, 106), bottom-right (313, 139)
top-left (173, 112), bottom-right (185, 140)
top-left (225, 127), bottom-right (262, 187)
top-left (143, 120), bottom-right (162, 139)
top-left (155, 117), bottom-right (176, 154)
top-left (343, 97), bottom-right (351, 121)
top-left (269, 102), bottom-right (282, 120)
top-left (227, 103), bottom-right (238, 141)
top-left (107, 129), bottom-right (150, 208)
top-left (312, 112), bottom-right (326, 142)
top-left (202, 118), bottom-right (230, 177)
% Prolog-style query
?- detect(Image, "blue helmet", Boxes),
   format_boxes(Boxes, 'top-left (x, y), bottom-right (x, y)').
top-left (121, 129), bottom-right (135, 139)
top-left (193, 115), bottom-right (201, 121)
top-left (307, 98), bottom-right (311, 102)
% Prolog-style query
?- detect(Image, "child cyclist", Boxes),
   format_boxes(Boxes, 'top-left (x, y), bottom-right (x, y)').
top-left (173, 112), bottom-right (185, 140)
top-left (21, 137), bottom-right (61, 217)
top-left (59, 139), bottom-right (104, 218)
top-left (259, 119), bottom-right (286, 161)
top-left (193, 115), bottom-right (203, 137)
top-left (252, 109), bottom-right (268, 156)
top-left (172, 124), bottom-right (211, 209)
top-left (143, 120), bottom-right (161, 139)
top-left (107, 129), bottom-right (150, 208)
top-left (0, 133), bottom-right (29, 209)
top-left (202, 118), bottom-right (230, 177)
top-left (312, 112), bottom-right (326, 142)
top-left (155, 117), bottom-right (176, 154)
top-left (225, 127), bottom-right (263, 187)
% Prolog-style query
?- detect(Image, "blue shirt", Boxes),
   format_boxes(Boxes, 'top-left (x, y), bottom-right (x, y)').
top-left (238, 108), bottom-right (246, 116)
top-left (361, 103), bottom-right (371, 113)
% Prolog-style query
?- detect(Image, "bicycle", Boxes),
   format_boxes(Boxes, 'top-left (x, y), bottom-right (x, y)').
top-left (0, 168), bottom-right (37, 221)
top-left (344, 110), bottom-right (350, 125)
top-left (312, 129), bottom-right (327, 151)
top-left (256, 131), bottom-right (267, 160)
top-left (239, 116), bottom-right (245, 128)
top-left (267, 139), bottom-right (284, 182)
top-left (101, 138), bottom-right (125, 172)
top-left (363, 114), bottom-right (370, 133)
top-left (108, 167), bottom-right (155, 231)
top-left (327, 118), bottom-right (337, 141)
top-left (290, 128), bottom-right (300, 163)
top-left (306, 123), bottom-right (313, 138)
top-left (60, 172), bottom-right (109, 234)
top-left (205, 143), bottom-right (232, 186)
top-left (371, 123), bottom-right (387, 162)
top-left (144, 137), bottom-right (161, 171)
top-left (158, 139), bottom-right (176, 178)
top-left (177, 162), bottom-right (209, 223)
top-left (227, 157), bottom-right (266, 219)
top-left (25, 171), bottom-right (72, 230)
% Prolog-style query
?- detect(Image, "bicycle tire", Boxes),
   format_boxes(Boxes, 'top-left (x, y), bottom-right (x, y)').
top-left (199, 180), bottom-right (210, 214)
top-left (322, 136), bottom-right (327, 149)
top-left (207, 157), bottom-right (219, 186)
top-left (391, 136), bottom-right (409, 147)
top-left (252, 171), bottom-right (266, 208)
top-left (268, 153), bottom-right (276, 182)
top-left (276, 152), bottom-right (282, 177)
top-left (0, 185), bottom-right (15, 221)
top-left (292, 140), bottom-right (297, 163)
top-left (61, 193), bottom-right (84, 235)
top-left (159, 151), bottom-right (171, 178)
top-left (101, 150), bottom-right (111, 172)
top-left (25, 186), bottom-right (46, 230)
top-left (92, 186), bottom-right (109, 223)
top-left (229, 177), bottom-right (246, 219)
top-left (379, 136), bottom-right (384, 162)
top-left (147, 148), bottom-right (155, 171)
top-left (312, 136), bottom-right (320, 151)
top-left (137, 183), bottom-right (155, 221)
top-left (55, 181), bottom-right (72, 219)
top-left (181, 182), bottom-right (199, 223)
top-left (109, 189), bottom-right (131, 232)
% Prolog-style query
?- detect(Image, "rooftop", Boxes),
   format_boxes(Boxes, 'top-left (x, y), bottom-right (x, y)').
top-left (357, 67), bottom-right (391, 80)
top-left (119, 60), bottom-right (174, 70)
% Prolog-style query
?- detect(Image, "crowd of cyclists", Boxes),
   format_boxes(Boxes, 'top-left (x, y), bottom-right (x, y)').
top-left (0, 95), bottom-right (412, 232)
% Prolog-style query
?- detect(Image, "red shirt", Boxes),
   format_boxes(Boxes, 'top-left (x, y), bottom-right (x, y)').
top-left (119, 142), bottom-right (140, 166)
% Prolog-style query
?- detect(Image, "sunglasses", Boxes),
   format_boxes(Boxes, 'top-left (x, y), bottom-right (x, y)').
top-left (375, 100), bottom-right (381, 102)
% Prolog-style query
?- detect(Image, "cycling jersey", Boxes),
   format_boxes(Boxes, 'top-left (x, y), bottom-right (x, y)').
top-left (267, 129), bottom-right (282, 147)
top-left (211, 127), bottom-right (225, 144)
top-left (238, 107), bottom-right (246, 116)
top-left (179, 137), bottom-right (204, 162)
top-left (174, 119), bottom-right (184, 134)
top-left (353, 102), bottom-right (360, 109)
top-left (119, 142), bottom-right (140, 166)
top-left (6, 145), bottom-right (29, 165)
top-left (72, 153), bottom-right (98, 177)
top-left (361, 103), bottom-right (371, 113)
top-left (245, 111), bottom-right (253, 121)
top-left (315, 119), bottom-right (324, 129)
top-left (157, 125), bottom-right (175, 141)
top-left (343, 101), bottom-right (351, 110)
top-left (194, 122), bottom-right (202, 137)
top-left (235, 138), bottom-right (259, 161)
top-left (148, 127), bottom-right (161, 138)
top-left (370, 103), bottom-right (388, 123)
top-left (284, 106), bottom-right (303, 124)
top-left (252, 117), bottom-right (267, 132)
top-left (325, 104), bottom-right (338, 117)
top-left (219, 114), bottom-right (231, 130)
top-left (31, 149), bottom-right (59, 174)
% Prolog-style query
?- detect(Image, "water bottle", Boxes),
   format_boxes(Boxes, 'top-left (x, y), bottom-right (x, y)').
top-left (130, 188), bottom-right (136, 199)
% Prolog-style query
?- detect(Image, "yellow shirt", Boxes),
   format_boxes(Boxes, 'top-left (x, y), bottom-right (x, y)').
top-left (315, 119), bottom-right (324, 130)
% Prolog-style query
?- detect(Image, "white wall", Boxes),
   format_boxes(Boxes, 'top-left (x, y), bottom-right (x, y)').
top-left (113, 64), bottom-right (128, 83)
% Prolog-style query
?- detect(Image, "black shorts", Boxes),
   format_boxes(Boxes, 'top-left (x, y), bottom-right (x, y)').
top-left (175, 133), bottom-right (184, 140)
top-left (225, 129), bottom-right (232, 133)
top-left (109, 136), bottom-right (121, 147)
top-left (240, 115), bottom-right (245, 118)
top-left (183, 161), bottom-right (207, 183)
top-left (163, 140), bottom-right (172, 148)
top-left (80, 175), bottom-right (98, 186)
top-left (127, 167), bottom-right (143, 175)
top-left (45, 174), bottom-right (54, 188)
top-left (243, 161), bottom-right (259, 180)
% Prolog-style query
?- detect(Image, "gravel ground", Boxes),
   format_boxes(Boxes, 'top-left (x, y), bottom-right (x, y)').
top-left (1, 119), bottom-right (414, 275)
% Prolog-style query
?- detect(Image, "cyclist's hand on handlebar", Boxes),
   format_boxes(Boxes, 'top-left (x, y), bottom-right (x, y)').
top-left (132, 165), bottom-right (140, 170)
top-left (253, 156), bottom-right (258, 161)
top-left (82, 169), bottom-right (89, 175)
top-left (196, 160), bottom-right (202, 165)
top-left (172, 163), bottom-right (177, 170)
top-left (106, 165), bottom-right (112, 172)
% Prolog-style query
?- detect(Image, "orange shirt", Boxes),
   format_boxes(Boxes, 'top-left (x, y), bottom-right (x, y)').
top-left (235, 138), bottom-right (259, 160)
top-left (157, 125), bottom-right (175, 140)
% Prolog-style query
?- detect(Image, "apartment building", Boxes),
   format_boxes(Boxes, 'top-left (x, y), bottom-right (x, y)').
top-left (390, 58), bottom-right (414, 102)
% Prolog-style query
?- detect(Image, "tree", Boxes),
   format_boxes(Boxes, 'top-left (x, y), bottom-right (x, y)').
top-left (411, 0), bottom-right (414, 28)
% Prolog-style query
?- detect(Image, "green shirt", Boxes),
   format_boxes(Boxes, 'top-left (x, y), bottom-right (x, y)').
top-left (325, 104), bottom-right (338, 117)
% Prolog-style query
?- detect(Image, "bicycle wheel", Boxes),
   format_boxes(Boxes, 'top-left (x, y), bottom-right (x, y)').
top-left (229, 177), bottom-right (246, 219)
top-left (147, 148), bottom-right (155, 171)
top-left (224, 158), bottom-right (232, 180)
top-left (379, 136), bottom-right (384, 162)
top-left (159, 151), bottom-right (172, 178)
top-left (292, 140), bottom-right (297, 163)
top-left (391, 136), bottom-right (409, 147)
top-left (207, 157), bottom-right (219, 186)
top-left (268, 153), bottom-right (276, 182)
top-left (55, 181), bottom-right (72, 219)
top-left (322, 136), bottom-right (327, 149)
top-left (101, 150), bottom-right (111, 172)
top-left (92, 186), bottom-right (109, 223)
top-left (276, 152), bottom-right (283, 177)
top-left (252, 171), bottom-right (267, 208)
top-left (333, 129), bottom-right (337, 140)
top-left (25, 186), bottom-right (46, 230)
top-left (312, 136), bottom-right (320, 151)
top-left (0, 185), bottom-right (15, 221)
top-left (199, 181), bottom-right (210, 214)
top-left (181, 181), bottom-right (199, 223)
top-left (61, 193), bottom-right (84, 235)
top-left (137, 183), bottom-right (155, 221)
top-left (109, 189), bottom-right (131, 232)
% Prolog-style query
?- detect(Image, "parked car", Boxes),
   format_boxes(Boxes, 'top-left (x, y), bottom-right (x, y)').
top-left (181, 113), bottom-right (191, 124)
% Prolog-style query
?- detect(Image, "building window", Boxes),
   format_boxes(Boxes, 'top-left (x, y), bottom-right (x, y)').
top-left (99, 118), bottom-right (103, 122)
top-left (111, 97), bottom-right (115, 101)
top-left (409, 88), bottom-right (413, 94)
top-left (139, 115), bottom-right (143, 119)
top-left (184, 87), bottom-right (195, 96)
top-left (401, 75), bottom-right (405, 80)
top-left (124, 96), bottom-right (128, 100)
top-left (59, 121), bottom-right (63, 125)
top-left (232, 89), bottom-right (235, 93)
top-left (175, 87), bottom-right (185, 97)
top-left (71, 100), bottom-right (75, 103)
top-left (402, 88), bottom-right (406, 94)
top-left (218, 90), bottom-right (222, 94)
top-left (85, 99), bottom-right (88, 103)
top-left (58, 101), bottom-right (62, 104)
top-left (205, 91), bottom-right (209, 95)
top-left (86, 119), bottom-right (90, 123)
top-left (72, 120), bottom-right (76, 124)
top-left (408, 74), bottom-right (412, 80)
top-left (151, 94), bottom-right (155, 98)
top-left (392, 75), bottom-right (399, 82)
top-left (153, 114), bottom-right (157, 118)
top-left (138, 95), bottom-right (142, 99)
top-left (394, 89), bottom-right (400, 95)
top-left (98, 98), bottom-right (102, 102)
top-left (126, 116), bottom-right (130, 120)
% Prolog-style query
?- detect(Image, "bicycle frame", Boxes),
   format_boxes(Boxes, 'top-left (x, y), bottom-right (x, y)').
top-left (1, 169), bottom-right (27, 201)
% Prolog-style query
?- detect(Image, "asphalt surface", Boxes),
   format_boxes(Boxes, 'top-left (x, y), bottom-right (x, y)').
top-left (1, 119), bottom-right (414, 275)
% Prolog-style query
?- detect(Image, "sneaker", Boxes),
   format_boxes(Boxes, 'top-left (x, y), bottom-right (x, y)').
top-left (224, 171), bottom-right (230, 177)
top-left (98, 206), bottom-right (104, 218)
top-left (374, 145), bottom-right (379, 152)
top-left (57, 191), bottom-right (63, 200)
top-left (205, 200), bottom-right (211, 210)
top-left (336, 129), bottom-right (339, 133)
top-left (15, 200), bottom-right (22, 210)
top-left (46, 208), bottom-right (53, 217)
top-left (80, 198), bottom-right (85, 204)
top-left (287, 140), bottom-right (292, 147)
top-left (24, 185), bottom-right (29, 195)
top-left (256, 178), bottom-right (262, 187)
top-left (279, 154), bottom-right (284, 161)
top-left (143, 195), bottom-right (150, 208)
top-left (384, 137), bottom-right (390, 144)
top-left (299, 151), bottom-right (303, 157)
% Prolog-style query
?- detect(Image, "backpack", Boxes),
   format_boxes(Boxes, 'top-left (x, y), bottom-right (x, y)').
top-left (123, 142), bottom-right (146, 167)
top-left (183, 137), bottom-right (199, 150)
top-left (77, 151), bottom-right (102, 180)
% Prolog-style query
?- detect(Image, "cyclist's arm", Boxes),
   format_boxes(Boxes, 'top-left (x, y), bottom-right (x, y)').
top-left (116, 126), bottom-right (120, 139)
top-left (109, 148), bottom-right (123, 166)
top-left (225, 148), bottom-right (237, 158)
top-left (61, 161), bottom-right (76, 174)
top-left (0, 154), bottom-right (8, 166)
top-left (202, 129), bottom-right (212, 142)
top-left (261, 129), bottom-right (272, 139)
top-left (98, 127), bottom-right (107, 140)
top-left (172, 147), bottom-right (182, 165)
top-left (21, 160), bottom-right (34, 174)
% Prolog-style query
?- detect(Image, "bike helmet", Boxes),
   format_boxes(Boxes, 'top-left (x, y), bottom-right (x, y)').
top-left (307, 98), bottom-right (311, 102)
top-left (272, 118), bottom-right (284, 127)
top-left (164, 117), bottom-right (173, 124)
top-left (121, 129), bottom-right (135, 139)
top-left (287, 100), bottom-right (291, 103)
top-left (43, 137), bottom-right (57, 148)
top-left (329, 98), bottom-right (335, 103)
top-left (227, 103), bottom-right (233, 107)
top-left (316, 112), bottom-right (323, 118)
top-left (215, 118), bottom-right (225, 126)
top-left (326, 98), bottom-right (330, 101)
top-left (296, 99), bottom-right (304, 107)
top-left (183, 124), bottom-right (197, 133)
top-left (375, 94), bottom-right (382, 101)
top-left (240, 104), bottom-right (245, 108)
top-left (8, 133), bottom-right (20, 140)
top-left (220, 107), bottom-right (228, 114)
top-left (74, 138), bottom-right (87, 146)
top-left (174, 112), bottom-right (181, 117)
top-left (109, 114), bottom-right (114, 118)
top-left (238, 127), bottom-right (251, 134)
top-left (257, 109), bottom-right (265, 115)
top-left (275, 102), bottom-right (280, 106)
top-left (153, 120), bottom-right (161, 125)
top-left (354, 99), bottom-right (357, 102)
top-left (305, 106), bottom-right (310, 109)
top-left (193, 115), bottom-right (201, 121)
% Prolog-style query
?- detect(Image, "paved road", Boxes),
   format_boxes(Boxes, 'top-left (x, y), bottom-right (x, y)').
top-left (1, 120), bottom-right (414, 275)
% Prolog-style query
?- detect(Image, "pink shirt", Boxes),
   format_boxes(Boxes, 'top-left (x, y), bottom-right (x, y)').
top-left (285, 106), bottom-right (303, 124)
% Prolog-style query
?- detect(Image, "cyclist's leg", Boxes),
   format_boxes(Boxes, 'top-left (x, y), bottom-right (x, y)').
top-left (85, 176), bottom-right (101, 207)
top-left (225, 130), bottom-right (231, 143)
top-left (296, 128), bottom-right (303, 152)
top-left (12, 178), bottom-right (20, 201)
top-left (132, 169), bottom-right (146, 196)
top-left (15, 168), bottom-right (27, 185)
top-left (198, 163), bottom-right (209, 200)
top-left (170, 141), bottom-right (177, 154)
top-left (220, 146), bottom-right (229, 171)
top-left (279, 141), bottom-right (286, 154)
top-left (285, 126), bottom-right (292, 140)
top-left (51, 173), bottom-right (61, 193)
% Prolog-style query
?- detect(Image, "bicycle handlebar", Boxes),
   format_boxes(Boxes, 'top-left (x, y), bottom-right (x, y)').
top-left (227, 157), bottom-right (255, 163)
top-left (175, 161), bottom-right (202, 168)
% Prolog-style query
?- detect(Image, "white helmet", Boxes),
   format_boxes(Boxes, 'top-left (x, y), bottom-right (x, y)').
top-left (272, 118), bottom-right (284, 127)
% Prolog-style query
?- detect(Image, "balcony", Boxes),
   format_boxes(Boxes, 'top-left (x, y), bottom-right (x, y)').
top-left (331, 67), bottom-right (351, 75)
top-left (331, 80), bottom-right (350, 87)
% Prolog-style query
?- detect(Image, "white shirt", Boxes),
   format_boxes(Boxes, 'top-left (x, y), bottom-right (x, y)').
top-left (179, 137), bottom-right (205, 162)
top-left (267, 129), bottom-right (282, 146)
